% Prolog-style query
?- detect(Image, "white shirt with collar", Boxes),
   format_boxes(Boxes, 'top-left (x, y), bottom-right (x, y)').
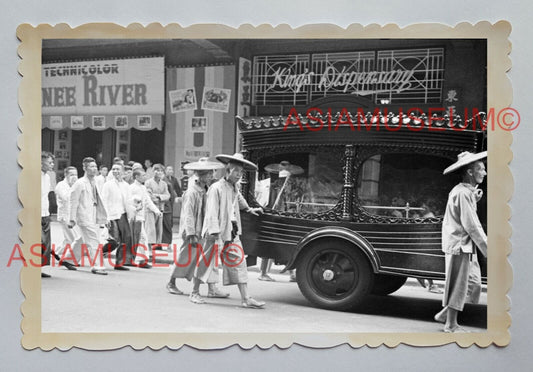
top-left (55, 179), bottom-right (72, 222)
top-left (102, 178), bottom-right (133, 221)
top-left (41, 171), bottom-right (50, 217)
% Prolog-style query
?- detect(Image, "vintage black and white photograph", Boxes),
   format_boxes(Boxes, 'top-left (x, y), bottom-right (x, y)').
top-left (49, 115), bottom-right (62, 129)
top-left (137, 115), bottom-right (152, 129)
top-left (191, 116), bottom-right (207, 132)
top-left (21, 23), bottom-right (511, 350)
top-left (118, 142), bottom-right (129, 155)
top-left (91, 115), bottom-right (105, 129)
top-left (114, 115), bottom-right (128, 129)
top-left (70, 116), bottom-right (84, 129)
top-left (58, 129), bottom-right (68, 140)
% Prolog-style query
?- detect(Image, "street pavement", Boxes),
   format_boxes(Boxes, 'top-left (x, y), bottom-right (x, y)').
top-left (41, 220), bottom-right (487, 333)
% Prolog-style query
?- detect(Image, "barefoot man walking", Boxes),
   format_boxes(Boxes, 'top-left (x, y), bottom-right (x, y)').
top-left (166, 158), bottom-right (229, 303)
top-left (199, 153), bottom-right (265, 308)
top-left (434, 151), bottom-right (488, 332)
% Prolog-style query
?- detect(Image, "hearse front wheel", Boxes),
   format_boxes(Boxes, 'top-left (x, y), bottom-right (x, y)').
top-left (296, 241), bottom-right (374, 311)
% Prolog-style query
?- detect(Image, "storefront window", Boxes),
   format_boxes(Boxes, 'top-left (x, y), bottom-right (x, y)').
top-left (255, 150), bottom-right (344, 214)
top-left (357, 153), bottom-right (456, 219)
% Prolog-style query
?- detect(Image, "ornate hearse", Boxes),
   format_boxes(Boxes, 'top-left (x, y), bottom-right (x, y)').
top-left (237, 98), bottom-right (487, 311)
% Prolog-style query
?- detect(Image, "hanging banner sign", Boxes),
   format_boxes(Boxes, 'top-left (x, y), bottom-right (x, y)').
top-left (42, 57), bottom-right (165, 115)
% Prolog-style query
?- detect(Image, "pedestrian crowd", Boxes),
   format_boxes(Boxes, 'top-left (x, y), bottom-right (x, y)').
top-left (40, 149), bottom-right (488, 317)
top-left (41, 151), bottom-right (266, 309)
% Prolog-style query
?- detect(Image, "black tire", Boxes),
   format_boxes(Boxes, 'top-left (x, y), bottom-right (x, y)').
top-left (371, 274), bottom-right (407, 296)
top-left (296, 240), bottom-right (374, 311)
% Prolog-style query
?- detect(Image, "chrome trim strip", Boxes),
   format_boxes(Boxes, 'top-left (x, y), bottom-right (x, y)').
top-left (262, 220), bottom-right (313, 229)
top-left (256, 238), bottom-right (294, 245)
top-left (263, 220), bottom-right (440, 235)
top-left (369, 242), bottom-right (441, 246)
top-left (362, 236), bottom-right (441, 241)
top-left (374, 248), bottom-right (441, 252)
top-left (374, 248), bottom-right (443, 258)
top-left (261, 226), bottom-right (312, 234)
top-left (353, 230), bottom-right (441, 235)
top-left (379, 267), bottom-right (443, 276)
top-left (260, 230), bottom-right (304, 239)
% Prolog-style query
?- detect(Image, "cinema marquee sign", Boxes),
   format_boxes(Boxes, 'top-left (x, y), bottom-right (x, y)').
top-left (42, 57), bottom-right (165, 115)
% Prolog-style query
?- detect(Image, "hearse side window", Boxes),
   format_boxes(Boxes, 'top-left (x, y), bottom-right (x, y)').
top-left (255, 150), bottom-right (343, 214)
top-left (357, 153), bottom-right (456, 218)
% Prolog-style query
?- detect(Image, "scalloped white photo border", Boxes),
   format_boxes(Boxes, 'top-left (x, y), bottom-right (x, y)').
top-left (17, 22), bottom-right (512, 350)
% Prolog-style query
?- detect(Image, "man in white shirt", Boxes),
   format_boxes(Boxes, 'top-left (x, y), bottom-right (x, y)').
top-left (129, 168), bottom-right (162, 268)
top-left (102, 163), bottom-right (134, 270)
top-left (95, 165), bottom-right (108, 189)
top-left (41, 152), bottom-right (54, 277)
top-left (123, 165), bottom-right (134, 185)
top-left (55, 166), bottom-right (82, 264)
top-left (106, 157), bottom-right (125, 182)
top-left (145, 164), bottom-right (170, 252)
top-left (144, 159), bottom-right (155, 179)
top-left (68, 157), bottom-right (108, 275)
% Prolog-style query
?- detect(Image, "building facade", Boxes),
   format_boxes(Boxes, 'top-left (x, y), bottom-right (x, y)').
top-left (41, 39), bottom-right (486, 181)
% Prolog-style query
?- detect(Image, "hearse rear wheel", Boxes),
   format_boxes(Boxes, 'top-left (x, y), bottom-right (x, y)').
top-left (371, 274), bottom-right (407, 296)
top-left (296, 241), bottom-right (374, 311)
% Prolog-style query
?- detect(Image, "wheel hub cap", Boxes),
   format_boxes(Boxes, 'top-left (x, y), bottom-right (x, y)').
top-left (322, 269), bottom-right (335, 281)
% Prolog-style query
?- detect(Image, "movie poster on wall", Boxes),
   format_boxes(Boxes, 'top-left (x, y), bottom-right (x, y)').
top-left (137, 115), bottom-right (152, 129)
top-left (169, 88), bottom-right (197, 113)
top-left (91, 115), bottom-right (105, 130)
top-left (49, 116), bottom-right (62, 129)
top-left (114, 115), bottom-right (128, 129)
top-left (191, 116), bottom-right (207, 133)
top-left (70, 116), bottom-right (83, 129)
top-left (201, 87), bottom-right (231, 113)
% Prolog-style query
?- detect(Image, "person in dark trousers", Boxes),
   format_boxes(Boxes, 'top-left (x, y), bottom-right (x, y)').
top-left (102, 163), bottom-right (134, 269)
top-left (41, 152), bottom-right (77, 277)
top-left (161, 165), bottom-right (182, 245)
top-left (40, 152), bottom-right (54, 277)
